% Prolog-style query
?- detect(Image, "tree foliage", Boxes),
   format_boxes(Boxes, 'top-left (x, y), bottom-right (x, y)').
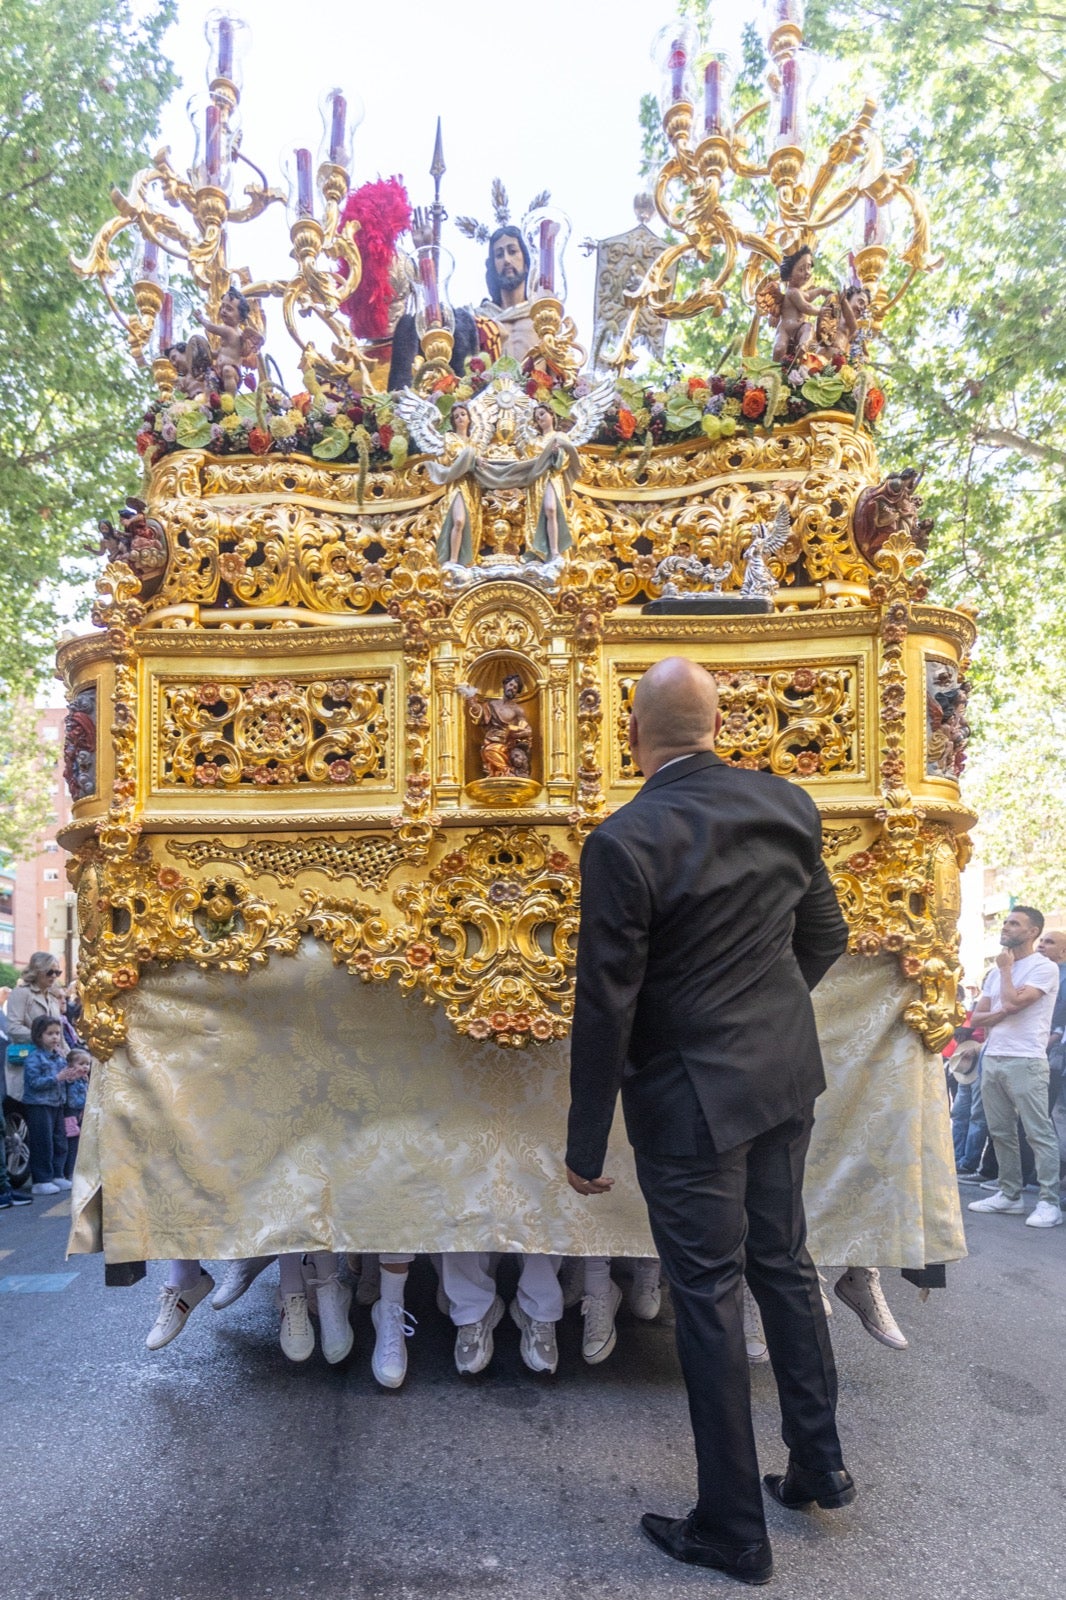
top-left (0, 0), bottom-right (175, 693)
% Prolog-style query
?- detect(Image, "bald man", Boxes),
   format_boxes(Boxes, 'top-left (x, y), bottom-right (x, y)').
top-left (565, 657), bottom-right (851, 1586)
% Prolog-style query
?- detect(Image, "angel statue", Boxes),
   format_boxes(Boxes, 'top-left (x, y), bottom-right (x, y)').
top-left (396, 377), bottom-right (615, 575)
top-left (394, 393), bottom-right (482, 567)
top-left (739, 503), bottom-right (792, 599)
top-left (194, 286), bottom-right (264, 396)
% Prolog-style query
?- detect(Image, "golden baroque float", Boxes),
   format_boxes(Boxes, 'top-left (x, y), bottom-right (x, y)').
top-left (59, 5), bottom-right (972, 1268)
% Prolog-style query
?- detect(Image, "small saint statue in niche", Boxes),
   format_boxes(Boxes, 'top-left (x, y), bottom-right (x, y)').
top-left (458, 672), bottom-right (534, 780)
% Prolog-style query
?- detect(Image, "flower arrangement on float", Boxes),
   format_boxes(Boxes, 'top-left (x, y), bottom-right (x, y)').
top-left (138, 348), bottom-right (886, 476)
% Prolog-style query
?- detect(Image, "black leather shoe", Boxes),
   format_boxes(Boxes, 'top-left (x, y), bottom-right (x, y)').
top-left (640, 1513), bottom-right (773, 1585)
top-left (763, 1461), bottom-right (856, 1510)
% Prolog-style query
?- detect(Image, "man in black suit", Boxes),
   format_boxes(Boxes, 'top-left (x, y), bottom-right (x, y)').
top-left (566, 657), bottom-right (853, 1587)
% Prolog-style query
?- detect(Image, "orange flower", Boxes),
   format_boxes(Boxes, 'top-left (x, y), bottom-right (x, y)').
top-left (112, 966), bottom-right (139, 990)
top-left (741, 388), bottom-right (767, 419)
top-left (432, 371), bottom-right (458, 393)
top-left (247, 427), bottom-right (272, 455)
top-left (292, 391), bottom-right (313, 414)
top-left (406, 943), bottom-right (433, 968)
top-left (616, 407), bottom-right (637, 440)
top-left (865, 388), bottom-right (885, 422)
top-left (687, 376), bottom-right (709, 397)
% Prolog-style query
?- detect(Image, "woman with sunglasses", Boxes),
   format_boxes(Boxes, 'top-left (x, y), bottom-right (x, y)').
top-left (6, 953), bottom-right (69, 1105)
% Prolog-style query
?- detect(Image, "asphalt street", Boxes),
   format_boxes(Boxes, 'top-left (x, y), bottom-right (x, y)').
top-left (0, 1192), bottom-right (1062, 1600)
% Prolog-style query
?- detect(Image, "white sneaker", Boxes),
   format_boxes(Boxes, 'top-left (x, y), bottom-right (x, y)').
top-left (1025, 1201), bottom-right (1063, 1228)
top-left (279, 1292), bottom-right (315, 1361)
top-left (743, 1284), bottom-right (770, 1364)
top-left (510, 1299), bottom-right (558, 1374)
top-left (968, 1192), bottom-right (1025, 1215)
top-left (31, 1182), bottom-right (60, 1195)
top-left (454, 1294), bottom-right (505, 1375)
top-left (52, 1177), bottom-right (72, 1191)
top-left (625, 1259), bottom-right (662, 1321)
top-left (558, 1258), bottom-right (584, 1310)
top-left (581, 1280), bottom-right (623, 1364)
top-left (307, 1272), bottom-right (353, 1364)
top-left (211, 1255), bottom-right (273, 1310)
top-left (834, 1267), bottom-right (908, 1350)
top-left (146, 1272), bottom-right (215, 1351)
top-left (371, 1299), bottom-right (416, 1388)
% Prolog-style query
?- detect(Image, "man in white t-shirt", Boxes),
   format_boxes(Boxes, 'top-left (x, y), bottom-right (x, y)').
top-left (968, 906), bottom-right (1063, 1228)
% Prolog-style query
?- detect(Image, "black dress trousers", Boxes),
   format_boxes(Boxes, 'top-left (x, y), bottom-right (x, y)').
top-left (635, 1104), bottom-right (844, 1549)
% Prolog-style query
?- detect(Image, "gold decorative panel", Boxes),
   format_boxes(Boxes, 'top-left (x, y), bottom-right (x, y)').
top-left (152, 671), bottom-right (393, 791)
top-left (612, 661), bottom-right (862, 785)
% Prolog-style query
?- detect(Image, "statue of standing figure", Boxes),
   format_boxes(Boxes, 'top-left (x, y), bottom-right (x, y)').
top-left (195, 286), bottom-right (263, 396)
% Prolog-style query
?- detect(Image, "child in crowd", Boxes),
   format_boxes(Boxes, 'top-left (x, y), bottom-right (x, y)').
top-left (23, 1015), bottom-right (81, 1194)
top-left (62, 1046), bottom-right (91, 1181)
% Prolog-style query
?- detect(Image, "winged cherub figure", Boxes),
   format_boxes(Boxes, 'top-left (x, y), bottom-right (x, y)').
top-left (767, 247), bottom-right (834, 365)
top-left (394, 392), bottom-right (481, 566)
top-left (194, 286), bottom-right (263, 396)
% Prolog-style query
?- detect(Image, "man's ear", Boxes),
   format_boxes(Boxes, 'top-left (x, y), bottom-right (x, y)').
top-left (714, 709), bottom-right (722, 738)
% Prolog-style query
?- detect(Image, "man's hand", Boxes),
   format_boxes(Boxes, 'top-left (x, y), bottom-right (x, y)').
top-left (566, 1165), bottom-right (614, 1196)
top-left (995, 949), bottom-right (1014, 972)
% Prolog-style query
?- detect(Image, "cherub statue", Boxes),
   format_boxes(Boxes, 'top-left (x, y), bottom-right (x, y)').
top-left (812, 285), bottom-right (870, 364)
top-left (458, 672), bottom-right (534, 780)
top-left (739, 503), bottom-right (792, 598)
top-left (194, 286), bottom-right (263, 396)
top-left (767, 246), bottom-right (834, 365)
top-left (167, 335), bottom-right (217, 399)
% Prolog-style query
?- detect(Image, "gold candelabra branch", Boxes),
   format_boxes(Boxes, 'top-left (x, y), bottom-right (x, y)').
top-left (609, 14), bottom-right (938, 371)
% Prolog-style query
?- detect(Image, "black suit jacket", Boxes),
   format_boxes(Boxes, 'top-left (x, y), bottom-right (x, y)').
top-left (566, 750), bottom-right (848, 1180)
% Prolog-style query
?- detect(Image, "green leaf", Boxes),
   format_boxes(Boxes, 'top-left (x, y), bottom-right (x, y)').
top-left (311, 426), bottom-right (351, 461)
top-left (664, 397), bottom-right (703, 430)
top-left (175, 411), bottom-right (213, 449)
top-left (800, 374), bottom-right (845, 409)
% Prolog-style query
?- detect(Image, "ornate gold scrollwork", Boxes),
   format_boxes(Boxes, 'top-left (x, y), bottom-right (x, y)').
top-left (615, 663), bottom-right (860, 783)
top-left (155, 672), bottom-right (390, 789)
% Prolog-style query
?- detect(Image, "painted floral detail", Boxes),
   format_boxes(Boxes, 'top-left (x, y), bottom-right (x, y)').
top-left (328, 759), bottom-right (353, 782)
top-left (195, 762), bottom-right (221, 785)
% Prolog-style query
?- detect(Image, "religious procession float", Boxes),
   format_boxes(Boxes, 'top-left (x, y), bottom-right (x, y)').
top-left (61, 4), bottom-right (971, 1279)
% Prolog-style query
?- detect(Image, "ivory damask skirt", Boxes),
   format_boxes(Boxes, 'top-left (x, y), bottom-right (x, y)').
top-left (69, 942), bottom-right (964, 1269)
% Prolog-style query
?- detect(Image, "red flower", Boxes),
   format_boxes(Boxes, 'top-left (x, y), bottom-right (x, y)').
top-left (831, 354), bottom-right (844, 370)
top-left (710, 376), bottom-right (726, 395)
top-left (208, 391), bottom-right (221, 409)
top-left (378, 423), bottom-right (393, 450)
top-left (347, 404), bottom-right (364, 425)
top-left (135, 430), bottom-right (155, 456)
top-left (469, 357), bottom-right (486, 375)
top-left (687, 376), bottom-right (709, 397)
top-left (865, 388), bottom-right (886, 422)
top-left (742, 388), bottom-right (767, 419)
top-left (247, 427), bottom-right (272, 455)
top-left (616, 407), bottom-right (637, 440)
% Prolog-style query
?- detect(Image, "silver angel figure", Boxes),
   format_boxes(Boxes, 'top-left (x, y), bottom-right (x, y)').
top-left (739, 503), bottom-right (792, 599)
